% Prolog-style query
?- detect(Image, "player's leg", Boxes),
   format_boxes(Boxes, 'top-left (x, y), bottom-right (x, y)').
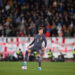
top-left (22, 49), bottom-right (31, 70)
top-left (25, 50), bottom-right (31, 61)
top-left (37, 54), bottom-right (41, 67)
top-left (22, 47), bottom-right (33, 70)
top-left (37, 52), bottom-right (42, 71)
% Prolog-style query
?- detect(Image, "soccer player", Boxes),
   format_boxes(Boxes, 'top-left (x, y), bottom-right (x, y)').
top-left (24, 27), bottom-right (47, 70)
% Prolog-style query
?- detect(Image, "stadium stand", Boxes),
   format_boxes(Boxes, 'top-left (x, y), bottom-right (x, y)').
top-left (0, 0), bottom-right (75, 37)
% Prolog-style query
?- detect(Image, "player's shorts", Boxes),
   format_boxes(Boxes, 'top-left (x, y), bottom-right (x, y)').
top-left (29, 46), bottom-right (42, 54)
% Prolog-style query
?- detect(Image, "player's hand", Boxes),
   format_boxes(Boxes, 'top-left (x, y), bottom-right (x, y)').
top-left (27, 46), bottom-right (30, 49)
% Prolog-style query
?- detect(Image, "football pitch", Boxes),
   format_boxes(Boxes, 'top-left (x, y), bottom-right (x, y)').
top-left (0, 62), bottom-right (75, 75)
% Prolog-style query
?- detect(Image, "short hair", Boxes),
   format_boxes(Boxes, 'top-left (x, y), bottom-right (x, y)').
top-left (38, 27), bottom-right (44, 31)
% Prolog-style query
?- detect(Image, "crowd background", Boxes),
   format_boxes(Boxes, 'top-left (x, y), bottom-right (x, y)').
top-left (0, 0), bottom-right (75, 37)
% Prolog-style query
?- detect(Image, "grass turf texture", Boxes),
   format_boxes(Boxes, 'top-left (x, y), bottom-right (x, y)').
top-left (0, 62), bottom-right (75, 75)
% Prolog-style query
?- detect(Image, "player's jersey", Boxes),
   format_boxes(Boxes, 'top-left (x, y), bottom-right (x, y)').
top-left (29, 34), bottom-right (47, 48)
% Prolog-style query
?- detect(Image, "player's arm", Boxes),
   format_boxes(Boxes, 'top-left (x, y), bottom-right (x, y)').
top-left (29, 39), bottom-right (35, 46)
top-left (27, 35), bottom-right (36, 48)
top-left (27, 39), bottom-right (35, 49)
top-left (43, 35), bottom-right (47, 48)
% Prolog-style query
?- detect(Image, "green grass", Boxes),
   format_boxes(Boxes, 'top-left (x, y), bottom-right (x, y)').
top-left (0, 62), bottom-right (75, 75)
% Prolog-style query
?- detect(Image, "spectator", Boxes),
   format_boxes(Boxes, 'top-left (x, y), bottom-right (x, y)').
top-left (45, 31), bottom-right (50, 37)
top-left (0, 0), bottom-right (74, 37)
top-left (72, 49), bottom-right (75, 59)
top-left (16, 49), bottom-right (23, 61)
top-left (0, 52), bottom-right (3, 61)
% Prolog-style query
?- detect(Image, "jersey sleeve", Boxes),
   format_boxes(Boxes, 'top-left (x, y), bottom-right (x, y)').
top-left (43, 35), bottom-right (47, 47)
top-left (29, 35), bottom-right (36, 46)
top-left (29, 39), bottom-right (35, 46)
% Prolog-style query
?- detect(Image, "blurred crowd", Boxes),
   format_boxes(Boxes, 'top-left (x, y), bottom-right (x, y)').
top-left (0, 0), bottom-right (75, 37)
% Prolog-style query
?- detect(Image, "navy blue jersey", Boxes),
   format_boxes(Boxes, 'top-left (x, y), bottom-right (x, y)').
top-left (29, 34), bottom-right (47, 48)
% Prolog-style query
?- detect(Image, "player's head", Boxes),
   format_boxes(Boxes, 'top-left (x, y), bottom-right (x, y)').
top-left (19, 48), bottom-right (21, 51)
top-left (38, 27), bottom-right (44, 35)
